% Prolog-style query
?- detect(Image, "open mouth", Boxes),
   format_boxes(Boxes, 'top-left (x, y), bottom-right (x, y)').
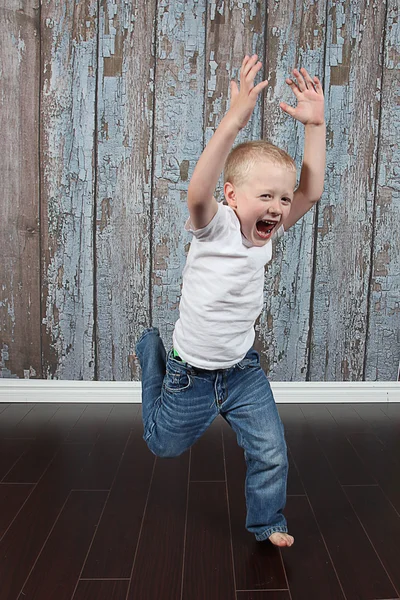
top-left (256, 219), bottom-right (278, 239)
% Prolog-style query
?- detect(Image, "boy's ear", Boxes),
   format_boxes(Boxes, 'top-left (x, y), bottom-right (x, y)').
top-left (223, 182), bottom-right (237, 209)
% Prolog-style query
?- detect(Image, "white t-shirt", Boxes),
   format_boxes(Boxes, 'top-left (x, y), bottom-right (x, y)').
top-left (172, 202), bottom-right (285, 369)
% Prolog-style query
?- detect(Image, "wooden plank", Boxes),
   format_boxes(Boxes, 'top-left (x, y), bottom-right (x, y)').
top-left (282, 496), bottom-right (345, 600)
top-left (0, 443), bottom-right (92, 600)
top-left (6, 402), bottom-right (59, 438)
top-left (0, 483), bottom-right (33, 538)
top-left (205, 0), bottom-right (266, 199)
top-left (127, 452), bottom-right (189, 599)
top-left (347, 432), bottom-right (400, 513)
top-left (96, 0), bottom-right (156, 380)
top-left (81, 418), bottom-right (155, 578)
top-left (4, 439), bottom-right (59, 484)
top-left (0, 1), bottom-right (41, 380)
top-left (65, 403), bottom-right (113, 443)
top-left (182, 481), bottom-right (235, 600)
top-left (20, 491), bottom-right (107, 600)
top-left (344, 485), bottom-right (400, 594)
top-left (0, 439), bottom-right (30, 480)
top-left (40, 0), bottom-right (97, 378)
top-left (286, 426), bottom-right (397, 599)
top-left (301, 404), bottom-right (375, 485)
top-left (73, 580), bottom-right (128, 600)
top-left (365, 0), bottom-right (400, 381)
top-left (260, 0), bottom-right (327, 380)
top-left (151, 0), bottom-right (206, 346)
top-left (309, 0), bottom-right (386, 380)
top-left (0, 404), bottom-right (35, 436)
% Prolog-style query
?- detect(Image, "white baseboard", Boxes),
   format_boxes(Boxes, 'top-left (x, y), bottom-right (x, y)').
top-left (0, 380), bottom-right (399, 404)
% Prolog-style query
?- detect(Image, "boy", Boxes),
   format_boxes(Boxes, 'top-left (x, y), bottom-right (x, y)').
top-left (136, 55), bottom-right (325, 547)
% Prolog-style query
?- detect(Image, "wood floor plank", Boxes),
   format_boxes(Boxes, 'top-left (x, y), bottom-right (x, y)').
top-left (66, 404), bottom-right (113, 443)
top-left (301, 405), bottom-right (375, 485)
top-left (326, 404), bottom-right (371, 433)
top-left (282, 496), bottom-right (345, 599)
top-left (18, 491), bottom-right (107, 600)
top-left (3, 405), bottom-right (88, 483)
top-left (0, 442), bottom-right (93, 600)
top-left (353, 403), bottom-right (400, 460)
top-left (0, 438), bottom-right (30, 480)
top-left (0, 404), bottom-right (35, 436)
top-left (73, 580), bottom-right (129, 600)
top-left (127, 452), bottom-right (189, 599)
top-left (7, 403), bottom-right (60, 438)
top-left (344, 485), bottom-right (400, 595)
top-left (347, 432), bottom-right (400, 513)
top-left (190, 415), bottom-right (225, 481)
top-left (236, 592), bottom-right (291, 599)
top-left (287, 448), bottom-right (305, 495)
top-left (222, 418), bottom-right (287, 592)
top-left (182, 481), bottom-right (235, 600)
top-left (0, 483), bottom-right (33, 537)
top-left (72, 405), bottom-right (138, 490)
top-left (286, 426), bottom-right (397, 599)
top-left (37, 403), bottom-right (87, 442)
top-left (3, 439), bottom-right (59, 483)
top-left (81, 417), bottom-right (155, 578)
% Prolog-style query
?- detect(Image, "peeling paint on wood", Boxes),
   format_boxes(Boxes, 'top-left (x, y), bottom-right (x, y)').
top-left (1, 0), bottom-right (398, 382)
top-left (309, 0), bottom-right (386, 381)
top-left (0, 1), bottom-right (41, 378)
top-left (96, 0), bottom-right (156, 380)
top-left (260, 0), bottom-right (327, 381)
top-left (151, 0), bottom-right (207, 346)
top-left (41, 0), bottom-right (97, 379)
top-left (365, 0), bottom-right (400, 380)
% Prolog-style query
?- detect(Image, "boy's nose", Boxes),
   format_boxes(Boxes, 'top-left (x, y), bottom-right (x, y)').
top-left (269, 200), bottom-right (282, 215)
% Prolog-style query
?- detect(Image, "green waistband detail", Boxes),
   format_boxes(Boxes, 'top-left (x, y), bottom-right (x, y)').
top-left (172, 348), bottom-right (181, 359)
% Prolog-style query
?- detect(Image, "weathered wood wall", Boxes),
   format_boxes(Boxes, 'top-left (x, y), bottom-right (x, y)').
top-left (1, 0), bottom-right (398, 381)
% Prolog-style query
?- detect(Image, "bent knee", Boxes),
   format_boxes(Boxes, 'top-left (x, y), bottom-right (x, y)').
top-left (146, 437), bottom-right (186, 459)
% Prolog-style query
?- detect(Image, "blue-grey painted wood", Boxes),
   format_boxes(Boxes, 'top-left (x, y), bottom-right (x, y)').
top-left (0, 1), bottom-right (41, 379)
top-left (41, 1), bottom-right (97, 379)
top-left (365, 0), bottom-right (400, 381)
top-left (1, 0), bottom-right (398, 382)
top-left (151, 0), bottom-right (207, 348)
top-left (95, 0), bottom-right (156, 380)
top-left (309, 0), bottom-right (386, 381)
top-left (260, 0), bottom-right (327, 381)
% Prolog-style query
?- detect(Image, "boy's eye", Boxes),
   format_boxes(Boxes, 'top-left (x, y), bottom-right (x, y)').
top-left (282, 197), bottom-right (292, 203)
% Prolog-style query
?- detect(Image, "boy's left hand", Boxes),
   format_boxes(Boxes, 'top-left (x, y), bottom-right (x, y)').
top-left (280, 67), bottom-right (325, 126)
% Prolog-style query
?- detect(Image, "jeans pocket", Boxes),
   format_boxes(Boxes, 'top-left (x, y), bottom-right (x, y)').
top-left (163, 363), bottom-right (192, 393)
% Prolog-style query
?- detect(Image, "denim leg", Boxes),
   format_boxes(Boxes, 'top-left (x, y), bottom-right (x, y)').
top-left (135, 327), bottom-right (166, 431)
top-left (223, 353), bottom-right (289, 541)
top-left (136, 328), bottom-right (217, 458)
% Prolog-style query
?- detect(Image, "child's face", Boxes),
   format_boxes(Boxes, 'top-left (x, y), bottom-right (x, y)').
top-left (224, 160), bottom-right (296, 247)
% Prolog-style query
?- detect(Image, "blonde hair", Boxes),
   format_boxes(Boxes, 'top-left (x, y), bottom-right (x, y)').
top-left (223, 140), bottom-right (296, 187)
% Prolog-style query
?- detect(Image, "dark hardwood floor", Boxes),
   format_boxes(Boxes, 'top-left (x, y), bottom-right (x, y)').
top-left (0, 401), bottom-right (399, 600)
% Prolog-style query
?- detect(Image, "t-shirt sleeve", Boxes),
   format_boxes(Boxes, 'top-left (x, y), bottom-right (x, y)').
top-left (184, 201), bottom-right (231, 241)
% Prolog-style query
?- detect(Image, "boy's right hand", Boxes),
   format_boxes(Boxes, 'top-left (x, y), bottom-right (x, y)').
top-left (228, 55), bottom-right (269, 131)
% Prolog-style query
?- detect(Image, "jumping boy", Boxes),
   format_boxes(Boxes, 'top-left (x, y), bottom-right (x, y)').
top-left (136, 54), bottom-right (326, 547)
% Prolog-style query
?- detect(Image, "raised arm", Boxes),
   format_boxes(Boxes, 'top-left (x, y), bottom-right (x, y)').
top-left (279, 68), bottom-right (326, 231)
top-left (187, 55), bottom-right (268, 230)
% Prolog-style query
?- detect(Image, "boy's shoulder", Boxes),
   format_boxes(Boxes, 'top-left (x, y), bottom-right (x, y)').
top-left (185, 201), bottom-right (237, 239)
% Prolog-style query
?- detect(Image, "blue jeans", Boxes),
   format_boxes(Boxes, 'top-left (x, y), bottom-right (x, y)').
top-left (135, 327), bottom-right (288, 541)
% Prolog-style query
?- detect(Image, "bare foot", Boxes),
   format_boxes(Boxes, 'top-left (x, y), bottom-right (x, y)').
top-left (269, 532), bottom-right (294, 547)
